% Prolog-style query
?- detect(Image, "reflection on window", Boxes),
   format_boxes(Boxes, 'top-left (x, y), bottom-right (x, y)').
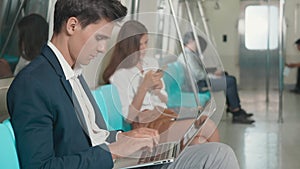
top-left (245, 5), bottom-right (278, 50)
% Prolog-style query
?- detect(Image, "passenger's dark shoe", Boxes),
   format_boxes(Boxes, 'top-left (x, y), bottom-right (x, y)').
top-left (232, 114), bottom-right (255, 124)
top-left (290, 88), bottom-right (300, 94)
top-left (226, 108), bottom-right (253, 117)
top-left (239, 109), bottom-right (253, 117)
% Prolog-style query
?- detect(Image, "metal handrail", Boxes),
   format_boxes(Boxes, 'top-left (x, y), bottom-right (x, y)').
top-left (266, 0), bottom-right (271, 103)
top-left (278, 0), bottom-right (286, 123)
top-left (184, 0), bottom-right (204, 60)
top-left (196, 0), bottom-right (216, 46)
top-left (167, 0), bottom-right (202, 111)
top-left (131, 0), bottom-right (140, 20)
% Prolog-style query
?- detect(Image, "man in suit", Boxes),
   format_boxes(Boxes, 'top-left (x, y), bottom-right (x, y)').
top-left (7, 0), bottom-right (240, 168)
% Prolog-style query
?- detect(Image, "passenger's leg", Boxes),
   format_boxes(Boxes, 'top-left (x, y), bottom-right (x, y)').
top-left (225, 75), bottom-right (240, 110)
top-left (296, 68), bottom-right (300, 90)
top-left (201, 118), bottom-right (220, 142)
top-left (289, 68), bottom-right (300, 93)
top-left (197, 117), bottom-right (220, 143)
top-left (189, 120), bottom-right (220, 144)
top-left (165, 143), bottom-right (240, 169)
top-left (225, 75), bottom-right (254, 124)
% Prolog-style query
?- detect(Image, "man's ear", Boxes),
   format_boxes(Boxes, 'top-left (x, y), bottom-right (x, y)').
top-left (66, 17), bottom-right (80, 35)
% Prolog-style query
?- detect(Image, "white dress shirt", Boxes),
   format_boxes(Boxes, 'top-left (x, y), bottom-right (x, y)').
top-left (110, 56), bottom-right (168, 118)
top-left (48, 42), bottom-right (109, 146)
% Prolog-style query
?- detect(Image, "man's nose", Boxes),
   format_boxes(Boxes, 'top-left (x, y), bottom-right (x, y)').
top-left (97, 41), bottom-right (107, 53)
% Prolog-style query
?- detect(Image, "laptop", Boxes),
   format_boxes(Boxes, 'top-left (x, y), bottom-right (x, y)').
top-left (205, 67), bottom-right (217, 74)
top-left (113, 100), bottom-right (215, 169)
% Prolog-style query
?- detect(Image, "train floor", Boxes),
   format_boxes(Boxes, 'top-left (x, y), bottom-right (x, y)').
top-left (219, 89), bottom-right (300, 169)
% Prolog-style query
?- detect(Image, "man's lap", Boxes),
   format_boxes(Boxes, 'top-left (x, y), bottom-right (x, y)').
top-left (144, 142), bottom-right (239, 169)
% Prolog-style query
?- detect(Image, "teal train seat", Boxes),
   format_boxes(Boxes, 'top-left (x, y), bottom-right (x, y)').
top-left (3, 54), bottom-right (20, 70)
top-left (92, 88), bottom-right (109, 127)
top-left (92, 84), bottom-right (131, 132)
top-left (163, 62), bottom-right (211, 108)
top-left (0, 118), bottom-right (20, 169)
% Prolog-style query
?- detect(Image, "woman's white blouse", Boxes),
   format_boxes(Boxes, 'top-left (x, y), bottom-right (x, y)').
top-left (109, 56), bottom-right (168, 118)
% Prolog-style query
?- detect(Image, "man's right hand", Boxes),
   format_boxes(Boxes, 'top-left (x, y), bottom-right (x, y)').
top-left (108, 127), bottom-right (159, 159)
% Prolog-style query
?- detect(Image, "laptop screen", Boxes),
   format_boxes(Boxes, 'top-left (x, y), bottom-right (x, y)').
top-left (178, 100), bottom-right (216, 154)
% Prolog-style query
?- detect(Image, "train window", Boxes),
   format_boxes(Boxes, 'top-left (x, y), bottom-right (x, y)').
top-left (245, 5), bottom-right (278, 50)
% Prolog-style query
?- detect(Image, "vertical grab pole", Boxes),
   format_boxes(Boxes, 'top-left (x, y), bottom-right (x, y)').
top-left (266, 0), bottom-right (271, 103)
top-left (196, 0), bottom-right (210, 39)
top-left (131, 0), bottom-right (140, 20)
top-left (184, 0), bottom-right (204, 60)
top-left (196, 0), bottom-right (214, 45)
top-left (167, 0), bottom-right (202, 111)
top-left (278, 0), bottom-right (285, 123)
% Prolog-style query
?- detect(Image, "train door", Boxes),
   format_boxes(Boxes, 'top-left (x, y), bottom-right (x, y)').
top-left (239, 1), bottom-right (279, 91)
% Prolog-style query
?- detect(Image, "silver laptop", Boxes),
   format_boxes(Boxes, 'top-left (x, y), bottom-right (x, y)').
top-left (205, 67), bottom-right (217, 74)
top-left (113, 100), bottom-right (215, 169)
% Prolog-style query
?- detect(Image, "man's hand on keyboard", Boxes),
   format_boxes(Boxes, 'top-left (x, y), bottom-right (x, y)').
top-left (108, 127), bottom-right (159, 159)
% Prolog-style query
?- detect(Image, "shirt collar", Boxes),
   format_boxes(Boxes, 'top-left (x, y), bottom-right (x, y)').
top-left (47, 41), bottom-right (82, 80)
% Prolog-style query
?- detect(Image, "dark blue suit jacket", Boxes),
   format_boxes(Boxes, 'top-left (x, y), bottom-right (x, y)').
top-left (7, 46), bottom-right (117, 169)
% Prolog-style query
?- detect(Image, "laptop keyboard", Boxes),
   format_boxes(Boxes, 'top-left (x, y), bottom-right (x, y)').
top-left (138, 142), bottom-right (177, 164)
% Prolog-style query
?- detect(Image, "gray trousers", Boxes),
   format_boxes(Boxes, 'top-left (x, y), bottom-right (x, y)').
top-left (147, 142), bottom-right (240, 169)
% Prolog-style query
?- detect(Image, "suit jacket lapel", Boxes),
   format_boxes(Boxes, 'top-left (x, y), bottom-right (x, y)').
top-left (70, 87), bottom-right (90, 135)
top-left (78, 75), bottom-right (108, 130)
top-left (41, 46), bottom-right (90, 135)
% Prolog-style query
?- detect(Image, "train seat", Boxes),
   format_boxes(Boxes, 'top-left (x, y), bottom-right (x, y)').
top-left (163, 62), bottom-right (211, 108)
top-left (92, 84), bottom-right (131, 132)
top-left (0, 118), bottom-right (20, 169)
top-left (91, 88), bottom-right (109, 128)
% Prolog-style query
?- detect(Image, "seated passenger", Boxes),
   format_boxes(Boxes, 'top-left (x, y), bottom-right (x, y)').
top-left (14, 13), bottom-right (49, 75)
top-left (103, 20), bottom-right (220, 143)
top-left (285, 38), bottom-right (300, 93)
top-left (178, 32), bottom-right (255, 124)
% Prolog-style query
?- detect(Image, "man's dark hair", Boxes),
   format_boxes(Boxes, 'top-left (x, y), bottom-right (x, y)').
top-left (183, 32), bottom-right (207, 52)
top-left (295, 39), bottom-right (300, 45)
top-left (53, 0), bottom-right (127, 34)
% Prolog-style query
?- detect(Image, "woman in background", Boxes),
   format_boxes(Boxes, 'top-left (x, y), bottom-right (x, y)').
top-left (14, 13), bottom-right (48, 75)
top-left (103, 20), bottom-right (219, 143)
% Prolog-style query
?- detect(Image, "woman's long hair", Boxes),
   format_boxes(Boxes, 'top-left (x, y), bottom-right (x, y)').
top-left (102, 20), bottom-right (148, 84)
top-left (18, 13), bottom-right (49, 61)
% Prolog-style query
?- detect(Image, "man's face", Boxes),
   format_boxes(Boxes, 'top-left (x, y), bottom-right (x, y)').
top-left (189, 40), bottom-right (197, 53)
top-left (69, 19), bottom-right (114, 66)
top-left (297, 44), bottom-right (300, 51)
